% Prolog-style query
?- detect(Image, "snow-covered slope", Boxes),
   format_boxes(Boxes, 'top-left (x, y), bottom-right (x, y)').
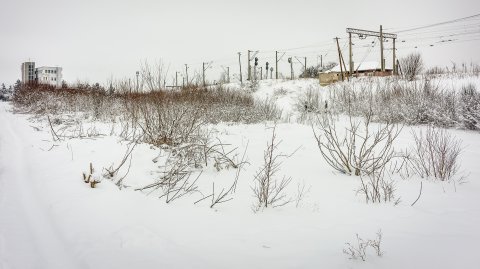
top-left (1, 97), bottom-right (480, 268)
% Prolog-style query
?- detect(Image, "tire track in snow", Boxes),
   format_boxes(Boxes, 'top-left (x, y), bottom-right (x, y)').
top-left (0, 105), bottom-right (83, 269)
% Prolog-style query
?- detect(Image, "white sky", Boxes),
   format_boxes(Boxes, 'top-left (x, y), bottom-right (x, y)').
top-left (1, 0), bottom-right (479, 85)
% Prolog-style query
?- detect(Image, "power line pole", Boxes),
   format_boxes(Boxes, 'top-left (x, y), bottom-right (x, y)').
top-left (380, 25), bottom-right (385, 72)
top-left (392, 38), bottom-right (396, 75)
top-left (238, 52), bottom-right (242, 84)
top-left (304, 57), bottom-right (307, 78)
top-left (335, 37), bottom-right (345, 82)
top-left (202, 62), bottom-right (206, 87)
top-left (175, 71), bottom-right (178, 88)
top-left (227, 67), bottom-right (230, 83)
top-left (275, 51), bottom-right (278, 79)
top-left (349, 32), bottom-right (353, 75)
top-left (288, 57), bottom-right (293, 80)
top-left (202, 62), bottom-right (212, 87)
top-left (185, 64), bottom-right (189, 86)
top-left (248, 50), bottom-right (251, 81)
top-left (136, 71), bottom-right (139, 91)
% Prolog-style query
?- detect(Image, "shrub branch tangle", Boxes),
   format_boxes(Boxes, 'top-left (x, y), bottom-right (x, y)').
top-left (313, 107), bottom-right (402, 176)
top-left (408, 126), bottom-right (462, 182)
top-left (252, 127), bottom-right (292, 210)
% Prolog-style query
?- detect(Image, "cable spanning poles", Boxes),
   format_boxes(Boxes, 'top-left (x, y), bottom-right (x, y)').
top-left (346, 26), bottom-right (398, 74)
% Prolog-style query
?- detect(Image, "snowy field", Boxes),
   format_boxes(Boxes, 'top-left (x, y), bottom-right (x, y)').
top-left (1, 77), bottom-right (480, 268)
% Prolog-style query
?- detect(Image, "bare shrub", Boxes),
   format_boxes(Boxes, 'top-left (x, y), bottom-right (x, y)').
top-left (459, 83), bottom-right (480, 130)
top-left (140, 59), bottom-right (169, 91)
top-left (136, 152), bottom-right (202, 203)
top-left (138, 102), bottom-right (205, 147)
top-left (400, 52), bottom-right (423, 81)
top-left (296, 87), bottom-right (325, 114)
top-left (252, 127), bottom-right (292, 210)
top-left (408, 126), bottom-right (462, 181)
top-left (358, 166), bottom-right (396, 203)
top-left (294, 181), bottom-right (311, 208)
top-left (343, 230), bottom-right (383, 261)
top-left (313, 108), bottom-right (402, 176)
top-left (327, 76), bottom-right (478, 130)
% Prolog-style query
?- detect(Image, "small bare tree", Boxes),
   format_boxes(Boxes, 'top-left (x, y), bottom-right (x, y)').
top-left (313, 108), bottom-right (402, 176)
top-left (252, 126), bottom-right (292, 210)
top-left (140, 59), bottom-right (170, 91)
top-left (358, 165), bottom-right (396, 203)
top-left (400, 53), bottom-right (423, 81)
top-left (343, 230), bottom-right (383, 261)
top-left (409, 126), bottom-right (462, 182)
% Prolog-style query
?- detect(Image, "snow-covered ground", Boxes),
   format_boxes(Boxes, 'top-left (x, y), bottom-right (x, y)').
top-left (1, 77), bottom-right (480, 268)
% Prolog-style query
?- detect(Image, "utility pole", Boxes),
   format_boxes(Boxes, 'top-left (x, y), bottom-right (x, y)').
top-left (136, 71), bottom-right (139, 91)
top-left (175, 71), bottom-right (178, 88)
top-left (238, 52), bottom-right (242, 84)
top-left (202, 62), bottom-right (206, 87)
top-left (202, 62), bottom-right (212, 87)
top-left (321, 55), bottom-right (323, 68)
top-left (185, 64), bottom-right (189, 86)
top-left (227, 67), bottom-right (230, 83)
top-left (346, 27), bottom-right (396, 74)
top-left (380, 25), bottom-right (385, 72)
top-left (288, 57), bottom-right (293, 80)
top-left (349, 32), bottom-right (353, 75)
top-left (295, 57), bottom-right (307, 78)
top-left (248, 50), bottom-right (251, 80)
top-left (260, 67), bottom-right (263, 80)
top-left (275, 51), bottom-right (278, 79)
top-left (304, 57), bottom-right (307, 78)
top-left (265, 62), bottom-right (269, 79)
top-left (392, 38), bottom-right (396, 75)
top-left (335, 37), bottom-right (345, 81)
top-left (275, 51), bottom-right (285, 79)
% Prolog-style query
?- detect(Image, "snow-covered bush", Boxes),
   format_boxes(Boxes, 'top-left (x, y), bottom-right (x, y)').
top-left (400, 52), bottom-right (424, 81)
top-left (408, 126), bottom-right (462, 182)
top-left (252, 127), bottom-right (292, 211)
top-left (459, 83), bottom-right (480, 130)
top-left (327, 76), bottom-right (480, 130)
top-left (343, 230), bottom-right (383, 261)
top-left (313, 109), bottom-right (402, 176)
top-left (296, 87), bottom-right (325, 114)
top-left (0, 83), bottom-right (13, 101)
top-left (358, 165), bottom-right (396, 203)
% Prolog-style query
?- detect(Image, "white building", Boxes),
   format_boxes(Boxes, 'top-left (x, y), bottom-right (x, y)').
top-left (35, 66), bottom-right (63, 87)
top-left (20, 62), bottom-right (63, 88)
top-left (21, 62), bottom-right (36, 83)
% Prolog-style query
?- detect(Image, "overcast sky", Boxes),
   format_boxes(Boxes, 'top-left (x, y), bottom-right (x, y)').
top-left (1, 0), bottom-right (479, 85)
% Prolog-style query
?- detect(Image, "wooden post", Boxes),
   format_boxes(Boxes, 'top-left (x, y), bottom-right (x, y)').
top-left (392, 38), bottom-right (396, 75)
top-left (275, 51), bottom-right (278, 79)
top-left (175, 72), bottom-right (178, 87)
top-left (380, 25), bottom-right (385, 72)
top-left (185, 64), bottom-right (188, 86)
top-left (202, 62), bottom-right (206, 87)
top-left (349, 32), bottom-right (353, 75)
top-left (227, 67), bottom-right (230, 83)
top-left (248, 50), bottom-right (251, 81)
top-left (335, 37), bottom-right (344, 81)
top-left (238, 52), bottom-right (242, 84)
top-left (304, 57), bottom-right (307, 78)
top-left (290, 58), bottom-right (293, 80)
